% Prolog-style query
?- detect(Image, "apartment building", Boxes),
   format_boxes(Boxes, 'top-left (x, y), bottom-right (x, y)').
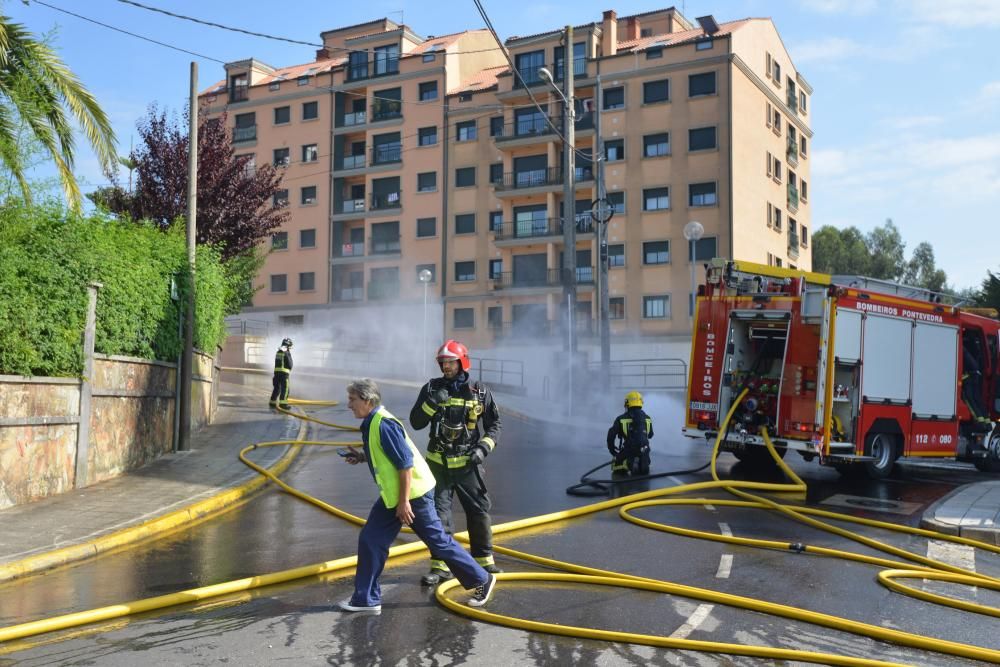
top-left (204, 8), bottom-right (812, 350)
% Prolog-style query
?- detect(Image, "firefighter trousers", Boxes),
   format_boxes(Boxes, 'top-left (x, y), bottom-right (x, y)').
top-left (270, 373), bottom-right (290, 406)
top-left (427, 459), bottom-right (493, 560)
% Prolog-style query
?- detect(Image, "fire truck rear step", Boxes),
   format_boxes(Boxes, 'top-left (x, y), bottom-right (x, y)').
top-left (827, 454), bottom-right (877, 464)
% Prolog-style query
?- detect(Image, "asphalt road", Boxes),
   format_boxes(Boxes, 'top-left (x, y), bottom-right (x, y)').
top-left (1, 374), bottom-right (997, 666)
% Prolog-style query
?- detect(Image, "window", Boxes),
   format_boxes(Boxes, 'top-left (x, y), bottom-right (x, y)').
top-left (800, 91), bottom-right (808, 112)
top-left (272, 231), bottom-right (288, 250)
top-left (454, 261), bottom-right (476, 282)
top-left (278, 314), bottom-right (303, 326)
top-left (610, 297), bottom-right (625, 319)
top-left (374, 44), bottom-right (400, 76)
top-left (299, 272), bottom-right (315, 291)
top-left (419, 80), bottom-right (438, 101)
top-left (489, 162), bottom-right (503, 184)
top-left (269, 81), bottom-right (281, 91)
top-left (455, 167), bottom-right (476, 187)
top-left (643, 187), bottom-right (669, 211)
top-left (774, 207), bottom-right (783, 231)
top-left (515, 50), bottom-right (545, 85)
top-left (644, 133), bottom-right (670, 157)
top-left (603, 86), bottom-right (625, 110)
top-left (608, 244), bottom-right (625, 267)
top-left (696, 38), bottom-right (713, 51)
top-left (301, 186), bottom-right (317, 205)
top-left (646, 47), bottom-right (663, 60)
top-left (766, 102), bottom-right (773, 128)
top-left (801, 180), bottom-right (809, 201)
top-left (417, 171), bottom-right (437, 192)
top-left (296, 74), bottom-right (310, 86)
top-left (643, 241), bottom-right (670, 265)
top-left (300, 229), bottom-right (316, 248)
top-left (456, 120), bottom-right (477, 141)
top-left (605, 139), bottom-right (625, 161)
top-left (643, 79), bottom-right (669, 104)
top-left (689, 236), bottom-right (718, 261)
top-left (455, 214), bottom-right (475, 234)
top-left (773, 109), bottom-right (782, 133)
top-left (490, 211), bottom-right (503, 232)
top-left (487, 306), bottom-right (503, 329)
top-left (458, 92), bottom-right (472, 102)
top-left (453, 307), bottom-right (475, 328)
top-left (773, 60), bottom-right (781, 83)
top-left (416, 264), bottom-right (436, 282)
top-left (302, 144), bottom-right (318, 163)
top-left (766, 52), bottom-right (773, 79)
top-left (270, 274), bottom-right (287, 293)
top-left (800, 136), bottom-right (808, 157)
top-left (688, 72), bottom-right (716, 97)
top-left (273, 189), bottom-right (288, 207)
top-left (372, 87), bottom-right (402, 120)
top-left (641, 28), bottom-right (653, 37)
top-left (766, 151), bottom-right (773, 178)
top-left (774, 158), bottom-right (783, 182)
top-left (274, 106), bottom-right (290, 124)
top-left (689, 182), bottom-right (717, 207)
top-left (489, 259), bottom-right (502, 279)
top-left (489, 116), bottom-right (504, 137)
top-left (643, 295), bottom-right (670, 319)
top-left (423, 52), bottom-right (436, 63)
top-left (689, 126), bottom-right (717, 151)
top-left (273, 147), bottom-right (290, 166)
top-left (801, 227), bottom-right (809, 247)
top-left (418, 126), bottom-right (437, 146)
top-left (303, 101), bottom-right (318, 120)
top-left (416, 217), bottom-right (436, 238)
top-left (608, 191), bottom-right (625, 214)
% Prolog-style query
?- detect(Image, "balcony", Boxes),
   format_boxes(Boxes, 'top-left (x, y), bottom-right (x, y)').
top-left (494, 116), bottom-right (559, 141)
top-left (338, 198), bottom-right (366, 214)
top-left (371, 101), bottom-right (402, 122)
top-left (492, 269), bottom-right (561, 290)
top-left (343, 111), bottom-right (366, 127)
top-left (788, 231), bottom-right (800, 259)
top-left (370, 144), bottom-right (402, 166)
top-left (787, 184), bottom-right (800, 213)
top-left (335, 287), bottom-right (364, 302)
top-left (370, 191), bottom-right (401, 211)
top-left (576, 266), bottom-right (594, 284)
top-left (229, 86), bottom-right (249, 103)
top-left (347, 57), bottom-right (400, 82)
top-left (368, 281), bottom-right (400, 300)
top-left (786, 137), bottom-right (799, 167)
top-left (574, 166), bottom-right (595, 183)
top-left (494, 167), bottom-right (562, 192)
top-left (232, 125), bottom-right (257, 143)
top-left (334, 242), bottom-right (365, 259)
top-left (369, 235), bottom-right (401, 255)
top-left (493, 217), bottom-right (562, 241)
top-left (787, 90), bottom-right (799, 114)
top-left (340, 154), bottom-right (366, 170)
top-left (513, 63), bottom-right (546, 88)
top-left (573, 213), bottom-right (595, 234)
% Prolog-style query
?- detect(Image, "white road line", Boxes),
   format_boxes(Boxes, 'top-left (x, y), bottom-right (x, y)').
top-left (716, 554), bottom-right (733, 579)
top-left (670, 604), bottom-right (714, 639)
top-left (703, 503), bottom-right (716, 511)
top-left (668, 475), bottom-right (686, 486)
top-left (718, 522), bottom-right (732, 537)
top-left (927, 539), bottom-right (977, 597)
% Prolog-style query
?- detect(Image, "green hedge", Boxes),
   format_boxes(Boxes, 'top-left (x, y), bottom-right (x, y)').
top-left (0, 203), bottom-right (229, 377)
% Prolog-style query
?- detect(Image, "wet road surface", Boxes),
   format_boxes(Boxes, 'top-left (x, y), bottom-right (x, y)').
top-left (2, 373), bottom-right (997, 665)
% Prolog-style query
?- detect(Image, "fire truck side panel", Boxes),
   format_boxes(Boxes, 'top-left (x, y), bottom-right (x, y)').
top-left (911, 321), bottom-right (959, 420)
top-left (860, 314), bottom-right (913, 405)
top-left (779, 312), bottom-right (821, 439)
top-left (907, 419), bottom-right (959, 456)
top-left (686, 297), bottom-right (731, 428)
top-left (833, 308), bottom-right (863, 363)
top-left (857, 404), bottom-right (911, 456)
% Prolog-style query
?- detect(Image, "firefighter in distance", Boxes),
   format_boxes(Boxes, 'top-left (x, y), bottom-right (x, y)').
top-left (607, 391), bottom-right (654, 475)
top-left (269, 338), bottom-right (293, 409)
top-left (409, 340), bottom-right (503, 586)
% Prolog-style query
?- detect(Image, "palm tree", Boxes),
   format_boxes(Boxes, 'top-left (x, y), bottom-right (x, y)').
top-left (0, 15), bottom-right (117, 210)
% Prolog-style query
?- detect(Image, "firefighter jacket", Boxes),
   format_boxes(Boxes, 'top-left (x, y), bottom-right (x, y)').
top-left (409, 371), bottom-right (502, 469)
top-left (607, 407), bottom-right (654, 453)
top-left (274, 348), bottom-right (293, 374)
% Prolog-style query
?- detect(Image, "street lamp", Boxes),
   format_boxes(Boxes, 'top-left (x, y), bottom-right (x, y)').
top-left (418, 269), bottom-right (433, 377)
top-left (683, 221), bottom-right (705, 321)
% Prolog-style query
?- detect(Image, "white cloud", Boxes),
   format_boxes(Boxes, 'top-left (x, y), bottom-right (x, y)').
top-left (881, 115), bottom-right (943, 131)
top-left (810, 148), bottom-right (851, 177)
top-left (799, 0), bottom-right (878, 15)
top-left (791, 36), bottom-right (860, 63)
top-left (907, 0), bottom-right (1000, 28)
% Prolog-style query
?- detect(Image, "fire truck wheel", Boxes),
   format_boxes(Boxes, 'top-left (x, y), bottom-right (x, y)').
top-left (863, 432), bottom-right (898, 479)
top-left (973, 458), bottom-right (1000, 473)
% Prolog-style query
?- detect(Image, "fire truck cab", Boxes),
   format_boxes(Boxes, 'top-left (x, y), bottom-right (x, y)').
top-left (684, 259), bottom-right (1000, 478)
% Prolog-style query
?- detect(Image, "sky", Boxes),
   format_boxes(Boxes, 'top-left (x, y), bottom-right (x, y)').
top-left (7, 0), bottom-right (999, 290)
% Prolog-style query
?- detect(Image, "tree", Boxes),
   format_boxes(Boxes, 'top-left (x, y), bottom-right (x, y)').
top-left (865, 219), bottom-right (906, 281)
top-left (902, 242), bottom-right (947, 293)
top-left (976, 270), bottom-right (1000, 311)
top-left (811, 225), bottom-right (870, 275)
top-left (92, 106), bottom-right (288, 260)
top-left (0, 16), bottom-right (117, 210)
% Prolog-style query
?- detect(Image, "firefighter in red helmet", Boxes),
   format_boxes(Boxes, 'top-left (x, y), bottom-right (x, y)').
top-left (409, 339), bottom-right (503, 585)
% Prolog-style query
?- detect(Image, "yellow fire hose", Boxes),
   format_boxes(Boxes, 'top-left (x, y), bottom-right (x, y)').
top-left (2, 390), bottom-right (999, 666)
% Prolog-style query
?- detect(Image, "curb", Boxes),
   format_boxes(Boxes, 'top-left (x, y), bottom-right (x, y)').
top-left (0, 417), bottom-right (308, 585)
top-left (919, 482), bottom-right (1000, 546)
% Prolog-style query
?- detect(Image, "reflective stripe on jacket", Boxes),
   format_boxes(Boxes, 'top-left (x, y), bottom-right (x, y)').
top-left (368, 407), bottom-right (435, 508)
top-left (274, 349), bottom-right (291, 374)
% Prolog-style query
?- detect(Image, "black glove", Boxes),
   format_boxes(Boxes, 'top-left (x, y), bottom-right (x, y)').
top-left (426, 386), bottom-right (450, 414)
top-left (469, 444), bottom-right (488, 466)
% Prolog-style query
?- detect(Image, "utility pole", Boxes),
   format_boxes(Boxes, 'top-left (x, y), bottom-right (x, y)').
top-left (561, 25), bottom-right (577, 353)
top-left (179, 61), bottom-right (198, 451)
top-left (594, 74), bottom-right (611, 386)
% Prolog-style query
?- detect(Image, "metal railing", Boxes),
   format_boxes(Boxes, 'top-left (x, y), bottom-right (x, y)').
top-left (788, 231), bottom-right (800, 258)
top-left (494, 116), bottom-right (559, 140)
top-left (589, 358), bottom-right (688, 391)
top-left (335, 242), bottom-right (365, 258)
top-left (370, 144), bottom-right (402, 165)
top-left (573, 213), bottom-right (595, 233)
top-left (232, 125), bottom-right (257, 143)
top-left (494, 167), bottom-right (562, 191)
top-left (576, 266), bottom-right (594, 284)
top-left (346, 57), bottom-right (400, 82)
top-left (469, 356), bottom-right (525, 391)
top-left (786, 137), bottom-right (799, 167)
top-left (341, 154), bottom-right (365, 170)
top-left (787, 184), bottom-right (800, 211)
top-left (336, 287), bottom-right (364, 302)
top-left (491, 268), bottom-right (561, 289)
top-left (513, 63), bottom-right (546, 87)
top-left (369, 235), bottom-right (401, 255)
top-left (371, 101), bottom-right (402, 122)
top-left (343, 111), bottom-right (366, 126)
top-left (367, 281), bottom-right (399, 300)
top-left (575, 165), bottom-right (595, 182)
top-left (229, 86), bottom-right (249, 103)
top-left (225, 318), bottom-right (268, 336)
top-left (493, 217), bottom-right (562, 240)
top-left (370, 191), bottom-right (401, 210)
top-left (339, 198), bottom-right (366, 214)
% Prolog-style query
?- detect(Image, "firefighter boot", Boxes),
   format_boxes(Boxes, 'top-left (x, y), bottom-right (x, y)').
top-left (421, 560), bottom-right (454, 586)
top-left (476, 555), bottom-right (503, 574)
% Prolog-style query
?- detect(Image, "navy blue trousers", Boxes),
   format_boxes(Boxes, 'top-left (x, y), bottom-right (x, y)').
top-left (351, 490), bottom-right (488, 606)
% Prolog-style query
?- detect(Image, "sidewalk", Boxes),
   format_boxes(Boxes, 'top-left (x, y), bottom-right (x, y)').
top-left (920, 480), bottom-right (1000, 546)
top-left (0, 379), bottom-right (305, 583)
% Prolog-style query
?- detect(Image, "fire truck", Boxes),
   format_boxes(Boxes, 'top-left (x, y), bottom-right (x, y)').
top-left (684, 259), bottom-right (1000, 478)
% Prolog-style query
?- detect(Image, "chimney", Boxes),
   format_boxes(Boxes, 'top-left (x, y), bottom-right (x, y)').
top-left (626, 16), bottom-right (641, 41)
top-left (602, 10), bottom-right (618, 56)
top-left (315, 47), bottom-right (330, 61)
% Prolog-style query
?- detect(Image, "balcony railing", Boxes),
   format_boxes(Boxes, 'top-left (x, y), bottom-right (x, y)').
top-left (494, 167), bottom-right (562, 191)
top-left (369, 234), bottom-right (401, 255)
top-left (573, 213), bottom-right (595, 233)
top-left (371, 101), bottom-right (402, 122)
top-left (335, 242), bottom-right (365, 258)
top-left (553, 59), bottom-right (588, 81)
top-left (494, 116), bottom-right (559, 140)
top-left (232, 125), bottom-right (257, 143)
top-left (513, 63), bottom-right (546, 87)
top-left (788, 231), bottom-right (800, 258)
top-left (229, 86), bottom-right (249, 103)
top-left (370, 144), bottom-right (402, 165)
top-left (336, 287), bottom-right (364, 302)
top-left (367, 281), bottom-right (400, 300)
top-left (576, 266), bottom-right (594, 284)
top-left (370, 191), bottom-right (401, 210)
top-left (493, 217), bottom-right (562, 241)
top-left (787, 184), bottom-right (800, 212)
top-left (492, 268), bottom-right (561, 289)
top-left (339, 198), bottom-right (366, 214)
top-left (787, 90), bottom-right (799, 114)
top-left (343, 111), bottom-right (366, 126)
top-left (346, 57), bottom-right (400, 82)
top-left (574, 166), bottom-right (595, 183)
top-left (786, 137), bottom-right (799, 167)
top-left (341, 154), bottom-right (365, 170)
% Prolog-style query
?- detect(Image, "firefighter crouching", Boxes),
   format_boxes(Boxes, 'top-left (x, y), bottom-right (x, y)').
top-left (409, 340), bottom-right (503, 585)
top-left (607, 391), bottom-right (654, 475)
top-left (269, 337), bottom-right (293, 409)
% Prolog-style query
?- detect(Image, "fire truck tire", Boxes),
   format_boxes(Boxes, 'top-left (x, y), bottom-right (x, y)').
top-left (863, 432), bottom-right (898, 479)
top-left (973, 458), bottom-right (1000, 473)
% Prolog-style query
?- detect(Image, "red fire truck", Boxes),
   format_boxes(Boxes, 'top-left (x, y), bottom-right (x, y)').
top-left (684, 260), bottom-right (1000, 478)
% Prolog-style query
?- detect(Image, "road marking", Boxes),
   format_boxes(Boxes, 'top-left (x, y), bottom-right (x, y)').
top-left (716, 554), bottom-right (733, 579)
top-left (668, 476), bottom-right (686, 486)
top-left (670, 603), bottom-right (714, 639)
top-left (703, 503), bottom-right (716, 511)
top-left (718, 522), bottom-right (732, 537)
top-left (926, 540), bottom-right (977, 599)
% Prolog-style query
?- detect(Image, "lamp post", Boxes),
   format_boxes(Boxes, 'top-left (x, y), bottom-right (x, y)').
top-left (683, 221), bottom-right (704, 321)
top-left (419, 269), bottom-right (433, 377)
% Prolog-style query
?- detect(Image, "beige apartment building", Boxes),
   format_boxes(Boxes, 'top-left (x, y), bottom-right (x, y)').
top-left (204, 8), bottom-right (812, 351)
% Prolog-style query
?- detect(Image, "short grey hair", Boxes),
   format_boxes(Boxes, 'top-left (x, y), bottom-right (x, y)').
top-left (347, 378), bottom-right (381, 406)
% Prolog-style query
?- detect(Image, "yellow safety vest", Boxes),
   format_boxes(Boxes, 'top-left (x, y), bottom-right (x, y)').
top-left (368, 406), bottom-right (435, 508)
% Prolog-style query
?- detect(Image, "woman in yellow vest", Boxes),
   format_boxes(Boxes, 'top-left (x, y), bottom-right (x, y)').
top-left (337, 378), bottom-right (496, 612)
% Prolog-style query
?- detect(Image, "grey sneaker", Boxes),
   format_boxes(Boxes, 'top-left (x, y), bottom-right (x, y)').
top-left (468, 574), bottom-right (496, 607)
top-left (337, 599), bottom-right (381, 613)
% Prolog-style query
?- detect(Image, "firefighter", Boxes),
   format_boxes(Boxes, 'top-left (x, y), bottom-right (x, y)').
top-left (607, 391), bottom-right (654, 475)
top-left (961, 333), bottom-right (991, 428)
top-left (409, 340), bottom-right (502, 586)
top-left (269, 337), bottom-right (293, 409)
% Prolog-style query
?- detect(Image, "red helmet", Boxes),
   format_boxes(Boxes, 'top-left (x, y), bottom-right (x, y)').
top-left (436, 339), bottom-right (470, 371)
